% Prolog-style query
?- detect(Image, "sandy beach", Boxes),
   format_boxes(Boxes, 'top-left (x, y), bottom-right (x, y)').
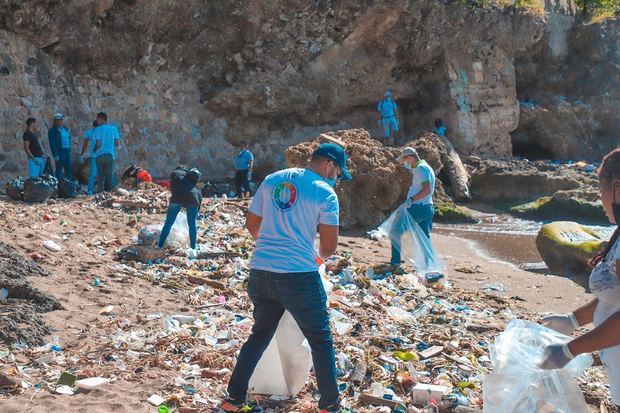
top-left (0, 195), bottom-right (606, 412)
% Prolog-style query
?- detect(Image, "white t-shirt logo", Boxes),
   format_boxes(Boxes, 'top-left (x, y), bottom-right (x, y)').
top-left (271, 181), bottom-right (298, 211)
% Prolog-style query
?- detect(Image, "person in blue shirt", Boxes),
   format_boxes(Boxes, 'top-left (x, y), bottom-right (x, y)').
top-left (80, 121), bottom-right (99, 195)
top-left (219, 144), bottom-right (353, 413)
top-left (377, 90), bottom-right (400, 146)
top-left (434, 119), bottom-right (447, 138)
top-left (48, 113), bottom-right (72, 180)
top-left (234, 140), bottom-right (254, 199)
top-left (391, 147), bottom-right (436, 266)
top-left (92, 112), bottom-right (121, 193)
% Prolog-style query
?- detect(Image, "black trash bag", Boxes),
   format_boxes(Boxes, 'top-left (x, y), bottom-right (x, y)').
top-left (6, 177), bottom-right (25, 200)
top-left (58, 178), bottom-right (77, 198)
top-left (23, 174), bottom-right (58, 203)
top-left (43, 157), bottom-right (55, 176)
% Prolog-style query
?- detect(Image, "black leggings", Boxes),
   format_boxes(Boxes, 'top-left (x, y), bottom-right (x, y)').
top-left (235, 170), bottom-right (250, 195)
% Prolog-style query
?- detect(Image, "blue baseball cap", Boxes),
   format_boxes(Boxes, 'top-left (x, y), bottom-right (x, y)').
top-left (312, 143), bottom-right (352, 181)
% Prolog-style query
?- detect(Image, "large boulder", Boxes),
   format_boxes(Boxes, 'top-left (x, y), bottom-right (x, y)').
top-left (286, 129), bottom-right (475, 229)
top-left (286, 129), bottom-right (408, 229)
top-left (536, 221), bottom-right (606, 277)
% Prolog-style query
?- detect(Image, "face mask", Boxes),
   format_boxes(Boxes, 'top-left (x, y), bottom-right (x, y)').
top-left (324, 162), bottom-right (338, 187)
top-left (403, 162), bottom-right (413, 171)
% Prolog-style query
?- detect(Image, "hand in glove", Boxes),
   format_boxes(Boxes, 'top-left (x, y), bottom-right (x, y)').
top-left (405, 198), bottom-right (412, 208)
top-left (539, 343), bottom-right (575, 370)
top-left (542, 313), bottom-right (579, 335)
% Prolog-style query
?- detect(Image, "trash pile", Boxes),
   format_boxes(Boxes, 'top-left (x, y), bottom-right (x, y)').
top-left (0, 189), bottom-right (613, 412)
top-left (0, 241), bottom-right (62, 347)
top-left (96, 183), bottom-right (171, 213)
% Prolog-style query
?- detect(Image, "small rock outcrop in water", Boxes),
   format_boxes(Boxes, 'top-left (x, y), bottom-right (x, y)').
top-left (0, 242), bottom-right (62, 346)
top-left (511, 190), bottom-right (607, 225)
top-left (536, 221), bottom-right (605, 277)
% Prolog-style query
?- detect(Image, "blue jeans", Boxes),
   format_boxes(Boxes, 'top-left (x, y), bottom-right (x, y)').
top-left (227, 270), bottom-right (339, 410)
top-left (27, 157), bottom-right (44, 177)
top-left (55, 148), bottom-right (72, 180)
top-left (157, 203), bottom-right (199, 249)
top-left (390, 203), bottom-right (434, 265)
top-left (382, 116), bottom-right (399, 138)
top-left (87, 157), bottom-right (97, 195)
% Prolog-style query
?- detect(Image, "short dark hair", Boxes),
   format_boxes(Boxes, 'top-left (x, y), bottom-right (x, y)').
top-left (240, 140), bottom-right (248, 146)
top-left (434, 118), bottom-right (443, 127)
top-left (97, 112), bottom-right (108, 121)
top-left (26, 117), bottom-right (36, 127)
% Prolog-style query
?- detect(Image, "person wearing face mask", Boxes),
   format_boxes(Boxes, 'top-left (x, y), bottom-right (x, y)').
top-left (540, 148), bottom-right (620, 408)
top-left (218, 143), bottom-right (352, 413)
top-left (390, 147), bottom-right (436, 266)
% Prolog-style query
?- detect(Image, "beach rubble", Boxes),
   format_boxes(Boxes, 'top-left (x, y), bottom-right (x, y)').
top-left (0, 187), bottom-right (614, 412)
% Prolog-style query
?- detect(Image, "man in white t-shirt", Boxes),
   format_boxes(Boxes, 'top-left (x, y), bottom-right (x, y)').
top-left (219, 144), bottom-right (352, 413)
top-left (390, 147), bottom-right (436, 266)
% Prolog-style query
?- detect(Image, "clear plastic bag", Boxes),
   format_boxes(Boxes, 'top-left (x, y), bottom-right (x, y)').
top-left (483, 320), bottom-right (592, 413)
top-left (378, 203), bottom-right (445, 281)
top-left (137, 212), bottom-right (189, 248)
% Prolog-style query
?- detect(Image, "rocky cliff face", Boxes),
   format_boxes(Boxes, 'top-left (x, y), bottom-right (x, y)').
top-left (0, 0), bottom-right (616, 183)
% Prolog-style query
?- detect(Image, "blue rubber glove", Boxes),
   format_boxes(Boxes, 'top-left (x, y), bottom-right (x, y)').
top-left (405, 198), bottom-right (412, 208)
top-left (539, 343), bottom-right (575, 370)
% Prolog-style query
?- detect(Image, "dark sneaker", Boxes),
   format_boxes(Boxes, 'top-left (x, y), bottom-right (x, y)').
top-left (216, 399), bottom-right (263, 413)
top-left (320, 406), bottom-right (354, 413)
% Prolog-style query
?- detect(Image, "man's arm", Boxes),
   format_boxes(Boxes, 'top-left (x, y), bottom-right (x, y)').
top-left (94, 139), bottom-right (102, 152)
top-left (248, 159), bottom-right (254, 171)
top-left (48, 129), bottom-right (59, 159)
top-left (411, 181), bottom-right (431, 202)
top-left (245, 212), bottom-right (262, 240)
top-left (318, 224), bottom-right (339, 260)
top-left (23, 141), bottom-right (34, 159)
top-left (80, 139), bottom-right (89, 157)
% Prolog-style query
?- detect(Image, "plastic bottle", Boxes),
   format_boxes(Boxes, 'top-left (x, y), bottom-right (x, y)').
top-left (51, 336), bottom-right (62, 352)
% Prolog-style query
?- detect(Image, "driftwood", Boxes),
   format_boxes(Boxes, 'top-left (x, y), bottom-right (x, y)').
top-left (439, 135), bottom-right (471, 201)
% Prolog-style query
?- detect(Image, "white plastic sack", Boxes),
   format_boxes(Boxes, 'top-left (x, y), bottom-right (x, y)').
top-left (248, 269), bottom-right (333, 397)
top-left (483, 319), bottom-right (593, 413)
top-left (378, 203), bottom-right (445, 277)
top-left (138, 212), bottom-right (189, 248)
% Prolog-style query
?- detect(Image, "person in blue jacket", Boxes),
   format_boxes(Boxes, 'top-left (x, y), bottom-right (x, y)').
top-left (377, 90), bottom-right (400, 146)
top-left (48, 113), bottom-right (73, 180)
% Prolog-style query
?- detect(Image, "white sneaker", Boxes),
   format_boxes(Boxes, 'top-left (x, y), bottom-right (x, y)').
top-left (187, 248), bottom-right (197, 260)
